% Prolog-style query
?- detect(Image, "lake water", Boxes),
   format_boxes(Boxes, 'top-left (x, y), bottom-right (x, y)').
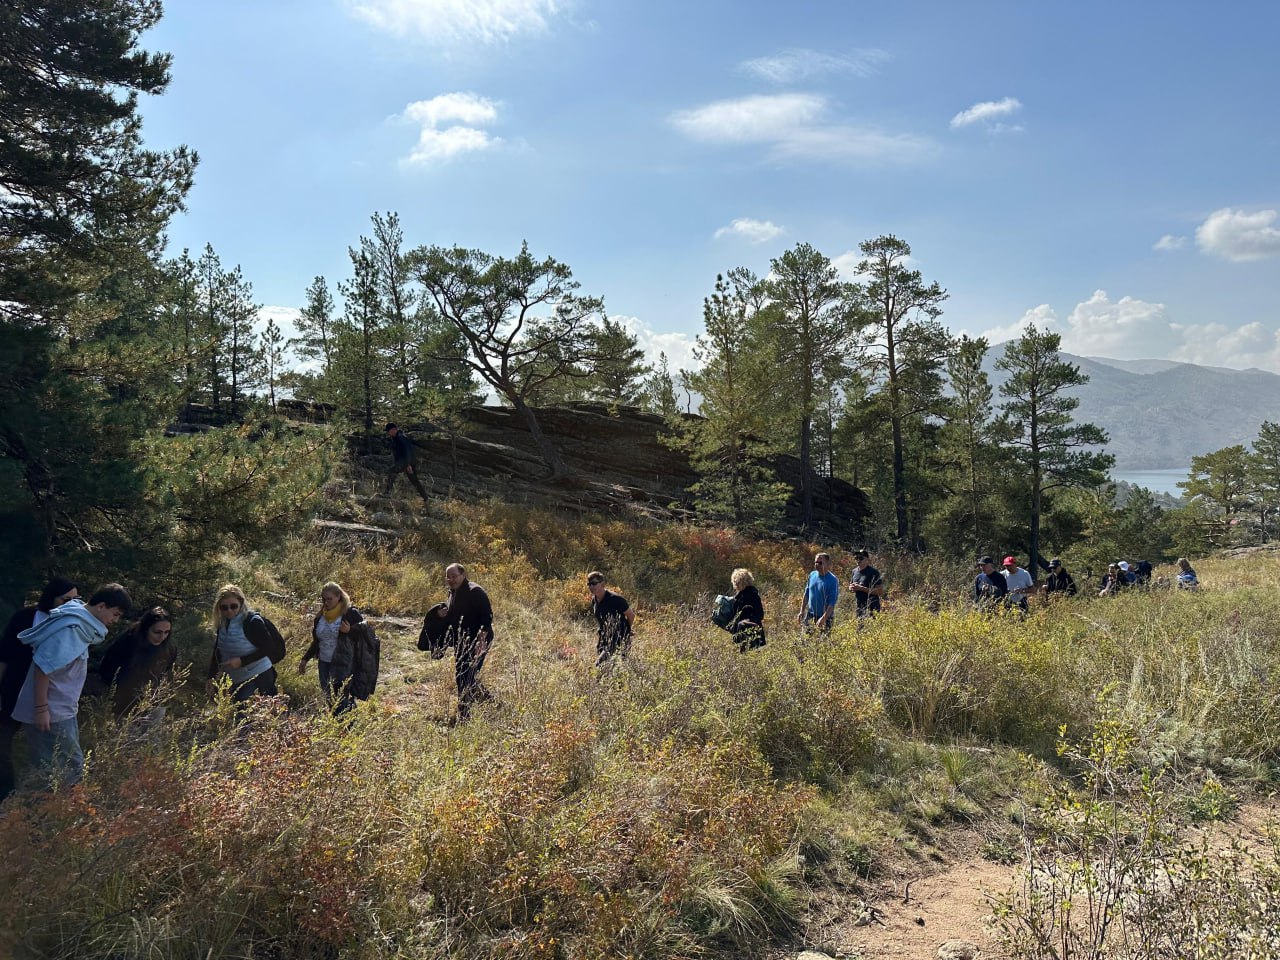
top-left (1110, 468), bottom-right (1187, 496)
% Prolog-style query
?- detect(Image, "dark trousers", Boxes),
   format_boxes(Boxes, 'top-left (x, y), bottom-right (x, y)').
top-left (454, 645), bottom-right (490, 721)
top-left (385, 462), bottom-right (429, 501)
top-left (731, 622), bottom-right (766, 652)
top-left (231, 667), bottom-right (278, 703)
top-left (0, 716), bottom-right (19, 802)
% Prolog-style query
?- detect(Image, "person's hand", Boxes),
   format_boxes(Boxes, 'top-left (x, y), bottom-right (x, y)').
top-left (296, 660), bottom-right (307, 675)
top-left (221, 657), bottom-right (242, 670)
top-left (474, 636), bottom-right (491, 658)
top-left (339, 619), bottom-right (351, 634)
top-left (436, 606), bottom-right (448, 618)
top-left (405, 465), bottom-right (415, 475)
top-left (795, 611), bottom-right (803, 624)
top-left (34, 705), bottom-right (51, 733)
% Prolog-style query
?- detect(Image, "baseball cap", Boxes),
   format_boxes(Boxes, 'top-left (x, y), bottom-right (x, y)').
top-left (1118, 561), bottom-right (1130, 571)
top-left (977, 555), bottom-right (994, 566)
top-left (1002, 556), bottom-right (1017, 566)
top-left (1049, 558), bottom-right (1062, 568)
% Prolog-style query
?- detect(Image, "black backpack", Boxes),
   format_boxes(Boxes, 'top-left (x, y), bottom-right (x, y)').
top-left (249, 612), bottom-right (287, 664)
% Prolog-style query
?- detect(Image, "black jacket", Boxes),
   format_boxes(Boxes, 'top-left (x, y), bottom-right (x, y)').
top-left (0, 607), bottom-right (37, 721)
top-left (303, 607), bottom-right (379, 701)
top-left (730, 586), bottom-right (765, 628)
top-left (390, 431), bottom-right (414, 466)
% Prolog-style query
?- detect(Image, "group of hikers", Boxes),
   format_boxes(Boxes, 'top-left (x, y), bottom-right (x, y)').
top-left (0, 542), bottom-right (1202, 798)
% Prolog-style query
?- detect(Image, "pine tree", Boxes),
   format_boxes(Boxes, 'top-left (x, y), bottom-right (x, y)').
top-left (640, 352), bottom-right (680, 419)
top-left (852, 235), bottom-right (950, 547)
top-left (293, 275), bottom-right (336, 374)
top-left (587, 318), bottom-right (651, 404)
top-left (332, 249), bottom-right (389, 433)
top-left (928, 335), bottom-right (1008, 554)
top-left (413, 242), bottom-right (607, 478)
top-left (996, 325), bottom-right (1113, 576)
top-left (1179, 444), bottom-right (1253, 546)
top-left (679, 272), bottom-right (789, 525)
top-left (758, 244), bottom-right (858, 530)
top-left (1247, 420), bottom-right (1280, 539)
top-left (261, 316), bottom-right (286, 414)
top-left (365, 212), bottom-right (419, 402)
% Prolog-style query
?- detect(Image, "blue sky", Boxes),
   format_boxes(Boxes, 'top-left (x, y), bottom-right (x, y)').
top-left (141, 0), bottom-right (1280, 373)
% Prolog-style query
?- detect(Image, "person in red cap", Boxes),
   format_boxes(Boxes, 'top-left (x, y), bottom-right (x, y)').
top-left (1001, 556), bottom-right (1034, 612)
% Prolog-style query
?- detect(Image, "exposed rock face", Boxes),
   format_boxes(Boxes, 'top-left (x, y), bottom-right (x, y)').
top-left (356, 402), bottom-right (872, 541)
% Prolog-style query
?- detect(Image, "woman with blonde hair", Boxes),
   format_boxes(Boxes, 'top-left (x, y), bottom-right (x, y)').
top-left (728, 568), bottom-right (766, 652)
top-left (206, 584), bottom-right (279, 701)
top-left (299, 582), bottom-right (379, 712)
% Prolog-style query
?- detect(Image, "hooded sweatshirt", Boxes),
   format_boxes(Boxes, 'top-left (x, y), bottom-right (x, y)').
top-left (11, 600), bottom-right (108, 723)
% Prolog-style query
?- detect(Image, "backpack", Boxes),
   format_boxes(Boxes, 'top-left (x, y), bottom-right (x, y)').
top-left (711, 594), bottom-right (736, 630)
top-left (249, 613), bottom-right (287, 664)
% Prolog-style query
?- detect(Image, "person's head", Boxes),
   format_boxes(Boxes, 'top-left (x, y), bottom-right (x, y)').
top-left (320, 581), bottom-right (351, 614)
top-left (134, 606), bottom-right (173, 646)
top-left (445, 563), bottom-right (467, 591)
top-left (731, 568), bottom-right (754, 592)
top-left (385, 422), bottom-right (399, 437)
top-left (1108, 563), bottom-right (1119, 574)
top-left (813, 553), bottom-right (831, 574)
top-left (37, 576), bottom-right (79, 613)
top-left (978, 555), bottom-right (996, 574)
top-left (586, 571), bottom-right (607, 600)
top-left (212, 584), bottom-right (250, 627)
top-left (1049, 558), bottom-right (1064, 573)
top-left (86, 583), bottom-right (132, 628)
top-left (1002, 556), bottom-right (1019, 572)
top-left (1177, 557), bottom-right (1191, 572)
top-left (853, 548), bottom-right (871, 569)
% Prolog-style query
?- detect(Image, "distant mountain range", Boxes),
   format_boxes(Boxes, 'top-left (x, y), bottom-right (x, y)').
top-left (982, 352), bottom-right (1280, 470)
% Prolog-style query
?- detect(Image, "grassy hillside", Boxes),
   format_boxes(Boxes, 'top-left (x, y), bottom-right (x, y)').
top-left (1, 501), bottom-right (1277, 959)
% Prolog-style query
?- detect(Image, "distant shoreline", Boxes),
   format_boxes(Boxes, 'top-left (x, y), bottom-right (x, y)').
top-left (1110, 468), bottom-right (1187, 497)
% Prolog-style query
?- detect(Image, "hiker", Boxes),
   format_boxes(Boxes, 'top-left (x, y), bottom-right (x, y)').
top-left (383, 422), bottom-right (430, 503)
top-left (1001, 556), bottom-right (1035, 612)
top-left (796, 553), bottom-right (839, 631)
top-left (299, 582), bottom-right (380, 712)
top-left (428, 563), bottom-right (494, 721)
top-left (727, 568), bottom-right (766, 651)
top-left (972, 556), bottom-right (1008, 610)
top-left (587, 571), bottom-right (634, 666)
top-left (1043, 558), bottom-right (1078, 597)
top-left (206, 585), bottom-right (280, 702)
top-left (848, 549), bottom-right (885, 619)
top-left (1098, 564), bottom-right (1127, 596)
top-left (0, 577), bottom-right (79, 800)
top-left (98, 606), bottom-right (177, 720)
top-left (11, 583), bottom-right (132, 789)
top-left (1176, 557), bottom-right (1199, 590)
top-left (1134, 559), bottom-right (1154, 586)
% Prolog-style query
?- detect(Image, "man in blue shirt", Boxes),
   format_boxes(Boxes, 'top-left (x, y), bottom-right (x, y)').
top-left (796, 553), bottom-right (839, 631)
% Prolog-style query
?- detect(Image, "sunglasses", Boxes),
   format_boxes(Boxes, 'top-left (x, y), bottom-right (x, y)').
top-left (587, 580), bottom-right (603, 587)
top-left (219, 602), bottom-right (241, 612)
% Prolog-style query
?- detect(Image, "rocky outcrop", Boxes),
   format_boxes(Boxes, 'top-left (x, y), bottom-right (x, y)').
top-left (352, 402), bottom-right (872, 541)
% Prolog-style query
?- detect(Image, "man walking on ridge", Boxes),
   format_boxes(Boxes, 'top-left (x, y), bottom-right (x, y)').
top-left (848, 549), bottom-right (885, 619)
top-left (797, 553), bottom-right (839, 632)
top-left (383, 422), bottom-right (430, 504)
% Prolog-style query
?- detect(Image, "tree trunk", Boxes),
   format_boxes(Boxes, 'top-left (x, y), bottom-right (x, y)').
top-left (512, 396), bottom-right (571, 478)
top-left (799, 415), bottom-right (813, 530)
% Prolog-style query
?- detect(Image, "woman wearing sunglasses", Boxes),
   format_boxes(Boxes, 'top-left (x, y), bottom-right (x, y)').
top-left (206, 584), bottom-right (278, 701)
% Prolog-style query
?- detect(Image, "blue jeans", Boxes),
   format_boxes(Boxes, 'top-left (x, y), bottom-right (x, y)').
top-left (231, 667), bottom-right (278, 703)
top-left (25, 717), bottom-right (84, 789)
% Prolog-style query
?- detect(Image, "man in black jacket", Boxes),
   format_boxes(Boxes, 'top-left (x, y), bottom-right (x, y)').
top-left (383, 423), bottom-right (430, 504)
top-left (431, 563), bottom-right (494, 721)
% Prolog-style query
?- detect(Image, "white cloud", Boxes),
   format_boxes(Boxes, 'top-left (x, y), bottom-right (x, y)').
top-left (714, 218), bottom-right (785, 244)
top-left (671, 93), bottom-right (931, 164)
top-left (347, 0), bottom-right (564, 44)
top-left (980, 291), bottom-right (1280, 373)
top-left (611, 315), bottom-right (699, 375)
top-left (400, 93), bottom-right (502, 165)
top-left (1195, 207), bottom-right (1280, 262)
top-left (739, 48), bottom-right (890, 84)
top-left (950, 96), bottom-right (1022, 130)
top-left (1153, 234), bottom-right (1187, 252)
top-left (831, 249), bottom-right (863, 280)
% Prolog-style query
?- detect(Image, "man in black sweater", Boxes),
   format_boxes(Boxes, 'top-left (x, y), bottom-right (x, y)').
top-left (383, 423), bottom-right (430, 504)
top-left (432, 563), bottom-right (494, 721)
